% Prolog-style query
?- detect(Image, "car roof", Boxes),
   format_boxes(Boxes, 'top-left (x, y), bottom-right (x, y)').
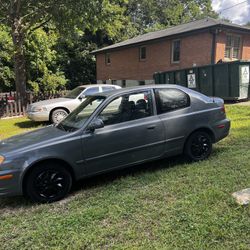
top-left (78, 84), bottom-right (120, 88)
top-left (93, 84), bottom-right (192, 95)
top-left (90, 84), bottom-right (212, 102)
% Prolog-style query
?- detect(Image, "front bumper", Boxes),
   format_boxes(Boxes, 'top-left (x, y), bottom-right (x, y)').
top-left (27, 111), bottom-right (50, 122)
top-left (0, 169), bottom-right (22, 197)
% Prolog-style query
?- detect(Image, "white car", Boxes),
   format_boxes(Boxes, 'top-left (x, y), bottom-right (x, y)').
top-left (27, 84), bottom-right (121, 123)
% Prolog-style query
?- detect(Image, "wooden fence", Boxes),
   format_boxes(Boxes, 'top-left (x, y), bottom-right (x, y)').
top-left (0, 91), bottom-right (67, 118)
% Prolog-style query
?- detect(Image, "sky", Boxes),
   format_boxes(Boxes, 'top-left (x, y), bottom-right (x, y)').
top-left (212, 0), bottom-right (250, 24)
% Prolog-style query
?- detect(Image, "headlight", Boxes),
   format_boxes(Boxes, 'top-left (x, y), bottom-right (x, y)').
top-left (0, 155), bottom-right (5, 165)
top-left (32, 106), bottom-right (47, 112)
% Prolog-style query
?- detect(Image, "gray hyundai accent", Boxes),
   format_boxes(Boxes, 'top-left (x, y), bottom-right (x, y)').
top-left (0, 85), bottom-right (230, 203)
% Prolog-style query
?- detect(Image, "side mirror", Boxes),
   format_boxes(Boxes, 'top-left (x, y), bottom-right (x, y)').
top-left (87, 118), bottom-right (104, 132)
top-left (79, 94), bottom-right (85, 100)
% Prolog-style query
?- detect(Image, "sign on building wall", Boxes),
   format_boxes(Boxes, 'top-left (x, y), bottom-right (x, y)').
top-left (241, 65), bottom-right (249, 84)
top-left (187, 74), bottom-right (196, 88)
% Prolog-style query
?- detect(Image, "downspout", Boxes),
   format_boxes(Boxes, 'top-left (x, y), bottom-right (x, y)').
top-left (210, 28), bottom-right (217, 64)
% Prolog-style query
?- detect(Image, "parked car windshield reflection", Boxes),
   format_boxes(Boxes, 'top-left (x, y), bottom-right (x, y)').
top-left (57, 96), bottom-right (106, 131)
top-left (65, 86), bottom-right (86, 99)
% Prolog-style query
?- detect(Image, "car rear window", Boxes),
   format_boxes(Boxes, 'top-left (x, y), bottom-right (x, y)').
top-left (154, 88), bottom-right (190, 114)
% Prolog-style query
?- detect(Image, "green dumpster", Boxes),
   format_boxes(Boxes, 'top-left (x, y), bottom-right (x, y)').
top-left (198, 66), bottom-right (213, 96)
top-left (153, 61), bottom-right (250, 100)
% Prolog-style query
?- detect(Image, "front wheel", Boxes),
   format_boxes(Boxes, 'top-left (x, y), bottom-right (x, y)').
top-left (24, 163), bottom-right (72, 203)
top-left (184, 131), bottom-right (212, 161)
top-left (50, 109), bottom-right (68, 124)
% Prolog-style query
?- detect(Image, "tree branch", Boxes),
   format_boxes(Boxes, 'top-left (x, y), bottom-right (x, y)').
top-left (20, 4), bottom-right (52, 21)
top-left (27, 17), bottom-right (52, 33)
top-left (0, 1), bottom-right (11, 12)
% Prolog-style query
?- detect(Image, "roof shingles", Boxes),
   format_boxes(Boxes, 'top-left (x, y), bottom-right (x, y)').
top-left (93, 18), bottom-right (250, 54)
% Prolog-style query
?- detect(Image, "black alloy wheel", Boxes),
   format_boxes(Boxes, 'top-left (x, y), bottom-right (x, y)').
top-left (185, 131), bottom-right (212, 161)
top-left (24, 163), bottom-right (72, 203)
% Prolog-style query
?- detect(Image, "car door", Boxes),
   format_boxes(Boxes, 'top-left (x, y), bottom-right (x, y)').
top-left (154, 88), bottom-right (191, 155)
top-left (82, 90), bottom-right (166, 175)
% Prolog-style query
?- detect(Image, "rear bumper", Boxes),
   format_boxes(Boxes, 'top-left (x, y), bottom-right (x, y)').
top-left (213, 119), bottom-right (231, 142)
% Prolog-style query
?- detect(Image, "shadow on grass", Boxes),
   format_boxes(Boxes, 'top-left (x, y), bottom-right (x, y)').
top-left (0, 156), bottom-right (186, 209)
top-left (0, 147), bottom-right (227, 208)
top-left (0, 196), bottom-right (33, 209)
top-left (14, 120), bottom-right (49, 129)
top-left (72, 155), bottom-right (187, 193)
top-left (74, 145), bottom-right (233, 194)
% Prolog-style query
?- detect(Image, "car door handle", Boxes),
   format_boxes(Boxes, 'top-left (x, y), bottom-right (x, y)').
top-left (147, 125), bottom-right (156, 130)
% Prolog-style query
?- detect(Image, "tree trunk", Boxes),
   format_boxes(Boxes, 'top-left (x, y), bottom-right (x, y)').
top-left (10, 0), bottom-right (27, 105)
top-left (12, 29), bottom-right (27, 105)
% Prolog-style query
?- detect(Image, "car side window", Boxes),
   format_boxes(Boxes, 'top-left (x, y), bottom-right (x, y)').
top-left (155, 88), bottom-right (190, 114)
top-left (84, 87), bottom-right (99, 96)
top-left (98, 91), bottom-right (153, 126)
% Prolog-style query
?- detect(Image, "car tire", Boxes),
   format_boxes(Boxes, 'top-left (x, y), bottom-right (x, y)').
top-left (50, 109), bottom-right (68, 124)
top-left (184, 131), bottom-right (212, 161)
top-left (24, 162), bottom-right (72, 203)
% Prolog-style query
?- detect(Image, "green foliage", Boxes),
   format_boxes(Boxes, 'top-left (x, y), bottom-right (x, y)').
top-left (126, 0), bottom-right (218, 33)
top-left (0, 26), bottom-right (67, 93)
top-left (0, 0), bottom-right (218, 94)
top-left (25, 28), bottom-right (67, 93)
top-left (91, 0), bottom-right (138, 42)
top-left (56, 33), bottom-right (97, 89)
top-left (0, 25), bottom-right (14, 92)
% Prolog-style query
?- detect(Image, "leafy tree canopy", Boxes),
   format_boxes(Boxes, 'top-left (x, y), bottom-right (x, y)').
top-left (0, 25), bottom-right (14, 92)
top-left (0, 0), bottom-right (218, 96)
top-left (126, 0), bottom-right (218, 33)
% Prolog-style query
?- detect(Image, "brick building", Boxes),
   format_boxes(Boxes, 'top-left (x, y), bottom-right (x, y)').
top-left (93, 18), bottom-right (250, 87)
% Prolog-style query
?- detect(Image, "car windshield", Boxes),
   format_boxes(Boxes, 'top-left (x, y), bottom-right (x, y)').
top-left (65, 86), bottom-right (86, 99)
top-left (56, 96), bottom-right (106, 132)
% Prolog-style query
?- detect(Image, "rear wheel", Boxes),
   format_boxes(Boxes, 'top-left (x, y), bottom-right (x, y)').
top-left (50, 108), bottom-right (68, 124)
top-left (24, 162), bottom-right (72, 203)
top-left (184, 131), bottom-right (212, 161)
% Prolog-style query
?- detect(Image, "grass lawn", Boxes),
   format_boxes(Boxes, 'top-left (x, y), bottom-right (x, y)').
top-left (0, 117), bottom-right (47, 140)
top-left (0, 105), bottom-right (249, 249)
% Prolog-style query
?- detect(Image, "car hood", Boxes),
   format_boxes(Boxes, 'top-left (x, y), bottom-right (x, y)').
top-left (30, 98), bottom-right (74, 107)
top-left (0, 126), bottom-right (67, 156)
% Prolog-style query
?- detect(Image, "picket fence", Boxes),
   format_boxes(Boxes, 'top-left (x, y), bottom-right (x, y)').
top-left (0, 91), bottom-right (67, 118)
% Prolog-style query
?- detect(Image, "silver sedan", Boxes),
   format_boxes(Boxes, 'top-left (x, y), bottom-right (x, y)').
top-left (27, 84), bottom-right (121, 123)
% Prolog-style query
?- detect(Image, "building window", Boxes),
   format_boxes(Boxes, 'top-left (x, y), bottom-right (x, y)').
top-left (139, 46), bottom-right (147, 60)
top-left (224, 35), bottom-right (241, 60)
top-left (105, 53), bottom-right (111, 65)
top-left (172, 40), bottom-right (180, 63)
